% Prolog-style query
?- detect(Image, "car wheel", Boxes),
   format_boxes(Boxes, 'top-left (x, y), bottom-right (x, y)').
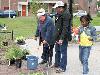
top-left (13, 16), bottom-right (15, 18)
top-left (74, 15), bottom-right (76, 17)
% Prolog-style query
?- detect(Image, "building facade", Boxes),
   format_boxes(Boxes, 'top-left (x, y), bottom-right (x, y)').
top-left (0, 0), bottom-right (29, 16)
top-left (0, 0), bottom-right (98, 16)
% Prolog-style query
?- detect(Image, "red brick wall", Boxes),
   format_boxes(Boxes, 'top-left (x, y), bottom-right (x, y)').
top-left (0, 0), bottom-right (27, 11)
top-left (1, 0), bottom-right (18, 11)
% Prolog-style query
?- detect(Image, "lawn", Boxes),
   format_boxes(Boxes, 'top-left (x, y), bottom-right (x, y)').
top-left (0, 16), bottom-right (37, 39)
top-left (0, 16), bottom-right (100, 40)
top-left (73, 16), bottom-right (100, 27)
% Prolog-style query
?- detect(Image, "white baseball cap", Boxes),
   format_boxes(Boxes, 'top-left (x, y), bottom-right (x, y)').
top-left (53, 1), bottom-right (64, 8)
top-left (37, 8), bottom-right (45, 17)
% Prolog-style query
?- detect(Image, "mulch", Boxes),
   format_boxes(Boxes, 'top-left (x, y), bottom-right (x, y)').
top-left (0, 47), bottom-right (48, 75)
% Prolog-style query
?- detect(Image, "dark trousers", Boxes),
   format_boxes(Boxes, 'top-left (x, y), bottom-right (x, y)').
top-left (41, 44), bottom-right (54, 62)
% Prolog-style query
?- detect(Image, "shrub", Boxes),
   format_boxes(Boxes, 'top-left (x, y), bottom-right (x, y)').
top-left (5, 45), bottom-right (24, 60)
top-left (97, 12), bottom-right (100, 17)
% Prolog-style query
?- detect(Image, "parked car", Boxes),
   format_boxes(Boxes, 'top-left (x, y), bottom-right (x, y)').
top-left (0, 10), bottom-right (17, 18)
top-left (0, 10), bottom-right (3, 17)
top-left (73, 10), bottom-right (87, 17)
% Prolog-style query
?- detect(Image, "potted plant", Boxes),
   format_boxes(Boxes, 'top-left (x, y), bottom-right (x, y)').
top-left (5, 47), bottom-right (16, 65)
top-left (5, 45), bottom-right (24, 68)
top-left (15, 36), bottom-right (25, 45)
top-left (2, 41), bottom-right (8, 46)
top-left (13, 46), bottom-right (24, 68)
top-left (21, 49), bottom-right (29, 60)
top-left (14, 48), bottom-right (30, 68)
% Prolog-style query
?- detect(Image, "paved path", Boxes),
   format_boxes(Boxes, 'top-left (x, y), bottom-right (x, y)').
top-left (95, 26), bottom-right (100, 31)
top-left (20, 39), bottom-right (100, 75)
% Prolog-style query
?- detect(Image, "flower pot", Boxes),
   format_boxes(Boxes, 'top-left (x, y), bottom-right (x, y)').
top-left (8, 59), bottom-right (15, 66)
top-left (21, 56), bottom-right (27, 60)
top-left (17, 40), bottom-right (25, 45)
top-left (2, 41), bottom-right (8, 46)
top-left (10, 59), bottom-right (15, 65)
top-left (15, 59), bottom-right (22, 68)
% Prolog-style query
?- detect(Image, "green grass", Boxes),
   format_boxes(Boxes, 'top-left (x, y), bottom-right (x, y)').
top-left (0, 16), bottom-right (37, 39)
top-left (0, 16), bottom-right (100, 40)
top-left (73, 16), bottom-right (100, 27)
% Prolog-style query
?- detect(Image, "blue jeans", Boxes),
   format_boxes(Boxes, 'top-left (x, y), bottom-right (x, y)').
top-left (55, 40), bottom-right (68, 71)
top-left (79, 46), bottom-right (91, 74)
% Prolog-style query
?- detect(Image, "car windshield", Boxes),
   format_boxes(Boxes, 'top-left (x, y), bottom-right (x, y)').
top-left (0, 10), bottom-right (3, 13)
top-left (74, 10), bottom-right (86, 13)
top-left (4, 10), bottom-right (16, 14)
top-left (78, 10), bottom-right (85, 13)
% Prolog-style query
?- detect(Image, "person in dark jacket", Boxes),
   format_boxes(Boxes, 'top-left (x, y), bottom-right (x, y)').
top-left (52, 1), bottom-right (71, 73)
top-left (35, 8), bottom-right (55, 66)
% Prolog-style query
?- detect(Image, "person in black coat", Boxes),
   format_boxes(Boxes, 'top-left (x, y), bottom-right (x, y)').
top-left (52, 1), bottom-right (71, 73)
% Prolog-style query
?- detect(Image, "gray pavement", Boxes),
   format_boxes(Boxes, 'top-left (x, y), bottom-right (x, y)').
top-left (20, 39), bottom-right (100, 75)
top-left (95, 26), bottom-right (100, 31)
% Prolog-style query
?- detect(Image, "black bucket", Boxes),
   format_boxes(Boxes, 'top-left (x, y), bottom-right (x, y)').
top-left (15, 59), bottom-right (22, 68)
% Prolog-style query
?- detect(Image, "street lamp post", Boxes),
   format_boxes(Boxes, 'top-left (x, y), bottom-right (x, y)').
top-left (0, 0), bottom-right (1, 9)
top-left (68, 0), bottom-right (73, 26)
top-left (9, 0), bottom-right (10, 18)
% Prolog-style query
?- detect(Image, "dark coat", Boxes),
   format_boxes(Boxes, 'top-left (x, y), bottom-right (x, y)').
top-left (35, 15), bottom-right (55, 45)
top-left (54, 9), bottom-right (71, 41)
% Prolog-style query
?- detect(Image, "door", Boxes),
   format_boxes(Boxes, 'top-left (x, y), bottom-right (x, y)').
top-left (22, 5), bottom-right (26, 16)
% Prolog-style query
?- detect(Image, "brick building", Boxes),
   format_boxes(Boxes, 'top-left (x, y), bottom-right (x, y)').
top-left (0, 0), bottom-right (29, 16)
top-left (0, 0), bottom-right (98, 16)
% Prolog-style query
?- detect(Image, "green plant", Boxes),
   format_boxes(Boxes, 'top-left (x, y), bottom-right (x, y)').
top-left (5, 45), bottom-right (24, 60)
top-left (97, 1), bottom-right (100, 7)
top-left (13, 47), bottom-right (24, 59)
top-left (15, 36), bottom-right (25, 44)
top-left (97, 12), bottom-right (100, 17)
top-left (21, 49), bottom-right (29, 60)
top-left (23, 49), bottom-right (29, 56)
top-left (5, 47), bottom-right (15, 60)
top-left (15, 36), bottom-right (25, 41)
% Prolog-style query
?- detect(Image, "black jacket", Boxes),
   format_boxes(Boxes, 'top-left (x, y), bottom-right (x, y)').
top-left (54, 9), bottom-right (71, 41)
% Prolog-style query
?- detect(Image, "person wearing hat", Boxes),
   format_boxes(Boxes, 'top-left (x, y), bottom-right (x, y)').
top-left (35, 8), bottom-right (55, 65)
top-left (52, 1), bottom-right (71, 73)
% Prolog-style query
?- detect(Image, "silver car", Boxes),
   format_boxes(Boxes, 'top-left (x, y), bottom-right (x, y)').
top-left (73, 10), bottom-right (87, 17)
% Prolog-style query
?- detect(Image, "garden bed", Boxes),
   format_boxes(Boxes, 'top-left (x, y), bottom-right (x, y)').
top-left (0, 60), bottom-right (48, 75)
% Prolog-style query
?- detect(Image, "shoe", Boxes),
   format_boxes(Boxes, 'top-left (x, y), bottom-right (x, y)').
top-left (51, 64), bottom-right (59, 68)
top-left (39, 60), bottom-right (47, 64)
top-left (56, 68), bottom-right (65, 73)
top-left (48, 62), bottom-right (52, 66)
top-left (83, 69), bottom-right (89, 74)
top-left (83, 74), bottom-right (88, 75)
top-left (83, 72), bottom-right (88, 74)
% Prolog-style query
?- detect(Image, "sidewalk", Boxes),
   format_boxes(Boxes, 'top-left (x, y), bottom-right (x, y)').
top-left (20, 39), bottom-right (100, 75)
